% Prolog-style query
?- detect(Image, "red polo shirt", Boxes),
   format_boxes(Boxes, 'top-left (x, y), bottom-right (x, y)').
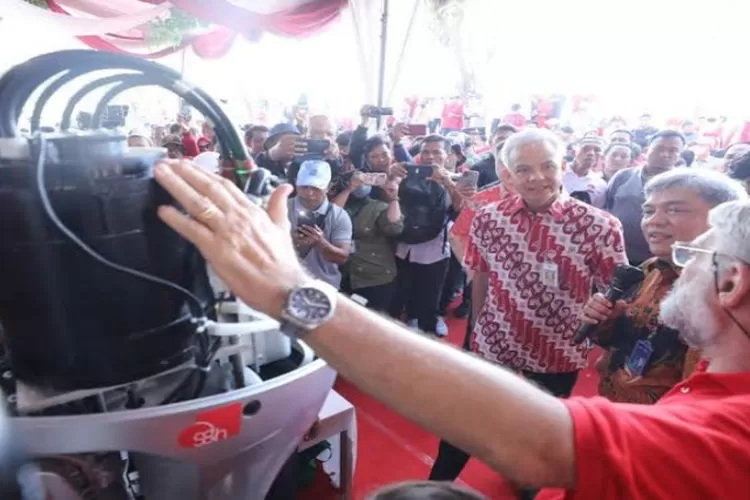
top-left (541, 367), bottom-right (750, 499)
top-left (442, 101), bottom-right (465, 130)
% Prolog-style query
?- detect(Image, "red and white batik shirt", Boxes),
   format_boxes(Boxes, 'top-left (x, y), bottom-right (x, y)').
top-left (465, 194), bottom-right (627, 373)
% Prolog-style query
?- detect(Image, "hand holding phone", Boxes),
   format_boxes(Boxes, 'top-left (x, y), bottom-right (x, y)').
top-left (296, 224), bottom-right (324, 247)
top-left (294, 138), bottom-right (308, 156)
top-left (456, 170), bottom-right (479, 190)
top-left (455, 169), bottom-right (479, 199)
top-left (270, 134), bottom-right (298, 161)
top-left (388, 162), bottom-right (409, 179)
top-left (390, 123), bottom-right (409, 144)
top-left (430, 165), bottom-right (452, 186)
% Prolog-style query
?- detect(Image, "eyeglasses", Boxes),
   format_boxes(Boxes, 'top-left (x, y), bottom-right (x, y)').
top-left (672, 242), bottom-right (750, 341)
top-left (671, 242), bottom-right (715, 268)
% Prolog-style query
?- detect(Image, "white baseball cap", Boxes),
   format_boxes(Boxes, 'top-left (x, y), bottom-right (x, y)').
top-left (296, 160), bottom-right (331, 190)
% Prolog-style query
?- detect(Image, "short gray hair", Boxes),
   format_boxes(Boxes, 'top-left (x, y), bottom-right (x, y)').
top-left (709, 200), bottom-right (750, 264)
top-left (644, 168), bottom-right (748, 207)
top-left (499, 129), bottom-right (565, 173)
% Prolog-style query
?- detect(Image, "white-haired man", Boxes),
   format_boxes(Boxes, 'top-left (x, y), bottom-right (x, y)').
top-left (154, 154), bottom-right (750, 498)
top-left (581, 169), bottom-right (748, 404)
top-left (430, 129), bottom-right (627, 493)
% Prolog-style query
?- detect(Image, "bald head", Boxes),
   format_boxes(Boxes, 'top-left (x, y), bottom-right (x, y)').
top-left (308, 115), bottom-right (334, 140)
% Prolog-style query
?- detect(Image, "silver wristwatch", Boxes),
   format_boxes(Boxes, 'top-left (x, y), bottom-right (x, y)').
top-left (279, 280), bottom-right (338, 338)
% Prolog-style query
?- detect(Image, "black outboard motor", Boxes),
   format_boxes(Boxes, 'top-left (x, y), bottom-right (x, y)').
top-left (0, 51), bottom-right (333, 500)
top-left (0, 134), bottom-right (210, 391)
top-left (0, 50), bottom-right (251, 393)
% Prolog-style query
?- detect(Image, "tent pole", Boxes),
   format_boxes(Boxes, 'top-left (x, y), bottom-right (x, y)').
top-left (376, 0), bottom-right (389, 130)
top-left (386, 0), bottom-right (420, 105)
top-left (178, 47), bottom-right (187, 116)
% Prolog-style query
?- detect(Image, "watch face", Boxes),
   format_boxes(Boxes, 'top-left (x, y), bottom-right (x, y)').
top-left (288, 286), bottom-right (333, 325)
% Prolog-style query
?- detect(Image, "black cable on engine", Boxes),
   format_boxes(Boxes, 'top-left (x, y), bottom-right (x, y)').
top-left (0, 53), bottom-right (85, 136)
top-left (56, 72), bottom-right (233, 151)
top-left (29, 69), bottom-right (75, 133)
top-left (54, 71), bottom-right (240, 161)
top-left (0, 50), bottom-right (253, 402)
top-left (57, 72), bottom-right (240, 162)
top-left (59, 73), bottom-right (140, 131)
top-left (0, 50), bottom-right (247, 161)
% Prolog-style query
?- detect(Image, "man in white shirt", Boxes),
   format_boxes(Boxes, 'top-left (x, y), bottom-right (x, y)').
top-left (562, 136), bottom-right (608, 208)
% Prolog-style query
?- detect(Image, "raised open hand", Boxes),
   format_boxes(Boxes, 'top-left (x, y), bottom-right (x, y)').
top-left (153, 159), bottom-right (308, 319)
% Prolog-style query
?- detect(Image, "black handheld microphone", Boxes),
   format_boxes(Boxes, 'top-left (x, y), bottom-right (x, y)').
top-left (573, 264), bottom-right (646, 345)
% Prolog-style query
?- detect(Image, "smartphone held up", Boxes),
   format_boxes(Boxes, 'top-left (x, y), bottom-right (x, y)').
top-left (456, 170), bottom-right (479, 190)
top-left (361, 172), bottom-right (388, 186)
top-left (296, 208), bottom-right (318, 228)
top-left (367, 106), bottom-right (394, 118)
top-left (295, 139), bottom-right (330, 161)
top-left (403, 123), bottom-right (427, 136)
top-left (406, 163), bottom-right (433, 180)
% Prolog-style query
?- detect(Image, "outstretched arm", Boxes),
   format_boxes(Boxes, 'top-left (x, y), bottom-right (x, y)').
top-left (153, 160), bottom-right (577, 489)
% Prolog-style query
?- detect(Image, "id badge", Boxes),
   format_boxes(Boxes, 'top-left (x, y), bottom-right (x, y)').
top-left (542, 262), bottom-right (559, 288)
top-left (625, 339), bottom-right (654, 378)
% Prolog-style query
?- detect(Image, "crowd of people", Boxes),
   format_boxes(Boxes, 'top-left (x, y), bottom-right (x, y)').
top-left (132, 102), bottom-right (750, 341)
top-left (137, 100), bottom-right (750, 499)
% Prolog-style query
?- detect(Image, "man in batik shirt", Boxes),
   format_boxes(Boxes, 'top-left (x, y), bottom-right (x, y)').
top-left (431, 130), bottom-right (627, 498)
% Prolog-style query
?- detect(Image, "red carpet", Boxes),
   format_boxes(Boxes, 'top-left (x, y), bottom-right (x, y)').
top-left (300, 306), bottom-right (601, 500)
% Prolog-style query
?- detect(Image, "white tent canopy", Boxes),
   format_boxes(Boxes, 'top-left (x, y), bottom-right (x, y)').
top-left (3, 0), bottom-right (750, 124)
top-left (180, 0), bottom-right (750, 118)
